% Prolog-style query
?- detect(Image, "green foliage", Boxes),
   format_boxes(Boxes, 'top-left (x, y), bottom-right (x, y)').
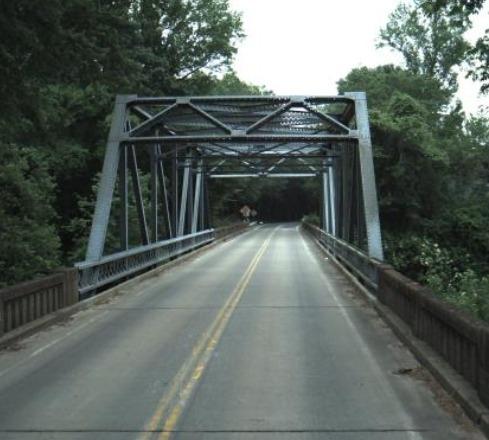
top-left (378, 1), bottom-right (472, 90)
top-left (207, 71), bottom-right (270, 96)
top-left (133, 0), bottom-right (243, 94)
top-left (385, 232), bottom-right (489, 320)
top-left (0, 144), bottom-right (61, 287)
top-left (379, 0), bottom-right (470, 90)
top-left (338, 66), bottom-right (450, 230)
top-left (469, 29), bottom-right (489, 93)
top-left (429, 0), bottom-right (489, 93)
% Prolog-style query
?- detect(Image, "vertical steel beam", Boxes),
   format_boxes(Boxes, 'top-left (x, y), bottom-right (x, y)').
top-left (177, 157), bottom-right (191, 236)
top-left (128, 145), bottom-right (149, 245)
top-left (329, 164), bottom-right (337, 236)
top-left (186, 153), bottom-right (194, 234)
top-left (200, 166), bottom-right (206, 231)
top-left (354, 151), bottom-right (364, 247)
top-left (119, 144), bottom-right (128, 250)
top-left (192, 160), bottom-right (203, 233)
top-left (346, 92), bottom-right (384, 260)
top-left (356, 154), bottom-right (367, 248)
top-left (204, 175), bottom-right (212, 229)
top-left (321, 165), bottom-right (330, 233)
top-left (150, 144), bottom-right (158, 242)
top-left (86, 94), bottom-right (135, 261)
top-left (349, 146), bottom-right (358, 243)
top-left (341, 147), bottom-right (352, 242)
top-left (171, 148), bottom-right (179, 235)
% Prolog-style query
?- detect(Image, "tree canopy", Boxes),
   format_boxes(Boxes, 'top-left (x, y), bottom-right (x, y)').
top-left (0, 0), bottom-right (244, 286)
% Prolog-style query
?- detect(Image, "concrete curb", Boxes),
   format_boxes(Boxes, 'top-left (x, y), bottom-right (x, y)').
top-left (0, 226), bottom-right (253, 351)
top-left (303, 227), bottom-right (489, 437)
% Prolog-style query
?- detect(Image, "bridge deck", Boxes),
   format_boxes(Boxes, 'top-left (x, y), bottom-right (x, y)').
top-left (0, 225), bottom-right (482, 439)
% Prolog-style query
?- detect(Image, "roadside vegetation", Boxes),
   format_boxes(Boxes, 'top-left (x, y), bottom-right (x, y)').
top-left (342, 0), bottom-right (489, 319)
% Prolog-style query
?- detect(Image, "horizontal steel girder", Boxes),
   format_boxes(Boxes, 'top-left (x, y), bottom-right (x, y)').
top-left (209, 173), bottom-right (318, 178)
top-left (122, 134), bottom-right (357, 145)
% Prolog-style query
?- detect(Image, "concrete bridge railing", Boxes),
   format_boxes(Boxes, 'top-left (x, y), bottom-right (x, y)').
top-left (0, 269), bottom-right (78, 337)
top-left (303, 221), bottom-right (489, 408)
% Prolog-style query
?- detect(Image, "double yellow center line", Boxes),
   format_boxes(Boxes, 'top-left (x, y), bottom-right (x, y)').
top-left (139, 227), bottom-right (277, 440)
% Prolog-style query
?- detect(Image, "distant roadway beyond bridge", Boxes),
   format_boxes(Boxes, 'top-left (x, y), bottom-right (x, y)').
top-left (0, 224), bottom-right (483, 439)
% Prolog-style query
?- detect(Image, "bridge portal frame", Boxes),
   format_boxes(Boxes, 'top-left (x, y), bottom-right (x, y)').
top-left (84, 93), bottom-right (383, 270)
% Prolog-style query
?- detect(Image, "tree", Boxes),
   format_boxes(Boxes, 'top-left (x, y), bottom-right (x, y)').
top-left (0, 144), bottom-right (61, 287)
top-left (133, 0), bottom-right (243, 95)
top-left (338, 66), bottom-right (452, 231)
top-left (378, 0), bottom-right (472, 90)
top-left (416, 0), bottom-right (489, 93)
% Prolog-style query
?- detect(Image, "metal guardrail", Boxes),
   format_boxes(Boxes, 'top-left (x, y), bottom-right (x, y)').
top-left (0, 269), bottom-right (78, 336)
top-left (0, 224), bottom-right (248, 338)
top-left (76, 229), bottom-right (215, 296)
top-left (302, 222), bottom-right (381, 290)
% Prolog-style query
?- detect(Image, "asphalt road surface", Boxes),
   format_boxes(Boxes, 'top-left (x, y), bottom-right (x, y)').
top-left (0, 224), bottom-right (483, 439)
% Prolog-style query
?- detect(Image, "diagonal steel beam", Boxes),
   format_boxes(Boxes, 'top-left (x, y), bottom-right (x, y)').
top-left (86, 95), bottom-right (135, 261)
top-left (187, 102), bottom-right (232, 134)
top-left (129, 102), bottom-right (178, 137)
top-left (128, 145), bottom-right (149, 245)
top-left (246, 101), bottom-right (293, 133)
top-left (209, 159), bottom-right (226, 173)
top-left (301, 102), bottom-right (351, 133)
top-left (156, 145), bottom-right (173, 238)
top-left (298, 157), bottom-right (318, 172)
top-left (119, 145), bottom-right (128, 250)
top-left (266, 158), bottom-right (286, 172)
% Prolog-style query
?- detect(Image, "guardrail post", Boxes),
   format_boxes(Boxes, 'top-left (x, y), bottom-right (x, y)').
top-left (56, 268), bottom-right (79, 307)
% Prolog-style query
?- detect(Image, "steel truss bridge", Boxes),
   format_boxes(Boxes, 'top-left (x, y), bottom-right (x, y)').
top-left (1, 93), bottom-right (486, 439)
top-left (78, 93), bottom-right (383, 294)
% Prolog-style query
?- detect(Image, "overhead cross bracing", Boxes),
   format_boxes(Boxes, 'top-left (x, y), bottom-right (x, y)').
top-left (125, 95), bottom-right (356, 178)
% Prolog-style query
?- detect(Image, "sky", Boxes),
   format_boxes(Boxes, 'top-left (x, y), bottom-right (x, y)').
top-left (228, 0), bottom-right (489, 115)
